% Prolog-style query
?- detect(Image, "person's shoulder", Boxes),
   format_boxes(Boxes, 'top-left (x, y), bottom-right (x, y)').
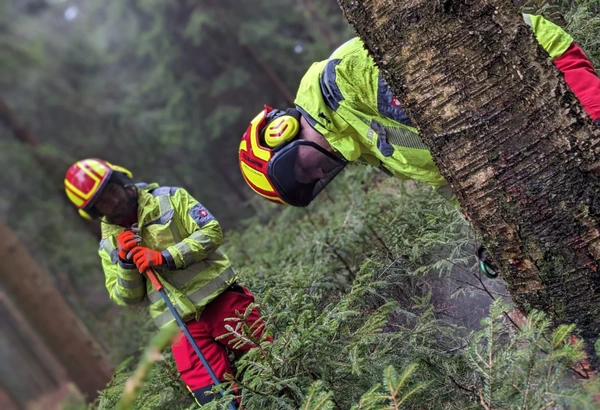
top-left (300, 37), bottom-right (365, 81)
top-left (330, 37), bottom-right (376, 79)
top-left (329, 37), bottom-right (367, 60)
top-left (160, 186), bottom-right (201, 206)
top-left (148, 185), bottom-right (182, 197)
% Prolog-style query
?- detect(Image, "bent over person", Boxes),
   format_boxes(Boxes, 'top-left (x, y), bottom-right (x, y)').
top-left (238, 14), bottom-right (600, 274)
top-left (65, 158), bottom-right (267, 407)
top-left (239, 14), bottom-right (599, 206)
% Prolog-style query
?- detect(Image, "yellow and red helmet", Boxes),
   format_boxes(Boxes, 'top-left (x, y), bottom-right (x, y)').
top-left (239, 106), bottom-right (347, 207)
top-left (238, 106), bottom-right (300, 205)
top-left (64, 158), bottom-right (133, 219)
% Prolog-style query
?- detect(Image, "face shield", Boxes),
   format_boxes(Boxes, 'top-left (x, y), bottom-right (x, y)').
top-left (267, 140), bottom-right (347, 207)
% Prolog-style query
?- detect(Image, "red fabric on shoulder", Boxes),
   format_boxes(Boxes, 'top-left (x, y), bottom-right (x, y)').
top-left (553, 42), bottom-right (600, 121)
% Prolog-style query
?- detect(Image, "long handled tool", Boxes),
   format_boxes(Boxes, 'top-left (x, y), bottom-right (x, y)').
top-left (145, 269), bottom-right (238, 410)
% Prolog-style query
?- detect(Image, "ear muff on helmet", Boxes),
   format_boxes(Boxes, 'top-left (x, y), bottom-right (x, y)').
top-left (263, 108), bottom-right (302, 148)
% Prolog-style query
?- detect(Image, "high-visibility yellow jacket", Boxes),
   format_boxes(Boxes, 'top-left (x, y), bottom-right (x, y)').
top-left (99, 183), bottom-right (236, 328)
top-left (294, 14), bottom-right (577, 190)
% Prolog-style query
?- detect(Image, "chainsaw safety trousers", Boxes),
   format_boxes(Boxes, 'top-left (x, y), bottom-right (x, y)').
top-left (172, 284), bottom-right (269, 406)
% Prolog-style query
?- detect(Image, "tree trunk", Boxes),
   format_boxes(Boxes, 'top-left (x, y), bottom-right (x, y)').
top-left (0, 291), bottom-right (68, 407)
top-left (295, 0), bottom-right (339, 49)
top-left (0, 386), bottom-right (19, 410)
top-left (187, 0), bottom-right (296, 106)
top-left (0, 221), bottom-right (113, 400)
top-left (337, 0), bottom-right (600, 365)
top-left (0, 98), bottom-right (39, 145)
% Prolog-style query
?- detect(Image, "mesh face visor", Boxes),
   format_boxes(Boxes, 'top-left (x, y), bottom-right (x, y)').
top-left (267, 140), bottom-right (347, 207)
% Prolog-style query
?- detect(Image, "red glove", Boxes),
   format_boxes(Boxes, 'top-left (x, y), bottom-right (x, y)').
top-left (128, 246), bottom-right (165, 273)
top-left (117, 230), bottom-right (141, 261)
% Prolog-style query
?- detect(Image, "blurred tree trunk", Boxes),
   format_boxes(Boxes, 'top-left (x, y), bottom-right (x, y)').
top-left (0, 97), bottom-right (100, 237)
top-left (295, 0), bottom-right (338, 49)
top-left (338, 0), bottom-right (600, 366)
top-left (0, 221), bottom-right (113, 400)
top-left (0, 386), bottom-right (19, 410)
top-left (244, 44), bottom-right (296, 105)
top-left (197, 0), bottom-right (296, 105)
top-left (0, 291), bottom-right (69, 407)
top-left (0, 98), bottom-right (39, 145)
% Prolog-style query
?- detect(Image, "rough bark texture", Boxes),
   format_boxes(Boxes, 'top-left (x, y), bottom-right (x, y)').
top-left (338, 0), bottom-right (600, 365)
top-left (0, 221), bottom-right (113, 400)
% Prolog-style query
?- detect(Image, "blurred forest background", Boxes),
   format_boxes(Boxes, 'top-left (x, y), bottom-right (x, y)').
top-left (1, 0), bottom-right (599, 409)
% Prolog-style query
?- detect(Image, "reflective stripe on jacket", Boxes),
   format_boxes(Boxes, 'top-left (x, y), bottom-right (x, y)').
top-left (99, 183), bottom-right (237, 328)
top-left (294, 14), bottom-right (582, 189)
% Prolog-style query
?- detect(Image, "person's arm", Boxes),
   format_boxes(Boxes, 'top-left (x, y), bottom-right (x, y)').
top-left (99, 236), bottom-right (146, 306)
top-left (525, 14), bottom-right (600, 122)
top-left (160, 188), bottom-right (223, 270)
top-left (554, 43), bottom-right (600, 123)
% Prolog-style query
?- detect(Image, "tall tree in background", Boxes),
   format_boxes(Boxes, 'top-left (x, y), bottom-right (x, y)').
top-left (338, 0), bottom-right (600, 365)
top-left (0, 221), bottom-right (113, 399)
top-left (67, 0), bottom-right (353, 220)
top-left (0, 0), bottom-right (354, 358)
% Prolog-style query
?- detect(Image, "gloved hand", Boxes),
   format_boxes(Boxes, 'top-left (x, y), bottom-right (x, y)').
top-left (128, 246), bottom-right (165, 273)
top-left (117, 230), bottom-right (141, 261)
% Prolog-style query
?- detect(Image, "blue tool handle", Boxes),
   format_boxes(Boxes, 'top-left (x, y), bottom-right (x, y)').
top-left (148, 273), bottom-right (237, 410)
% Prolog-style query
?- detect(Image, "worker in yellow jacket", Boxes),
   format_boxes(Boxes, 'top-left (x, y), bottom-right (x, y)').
top-left (239, 14), bottom-right (599, 207)
top-left (238, 14), bottom-right (600, 275)
top-left (65, 158), bottom-right (268, 407)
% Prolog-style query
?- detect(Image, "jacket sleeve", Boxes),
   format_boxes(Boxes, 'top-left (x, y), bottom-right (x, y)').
top-left (554, 43), bottom-right (600, 122)
top-left (99, 236), bottom-right (146, 306)
top-left (161, 188), bottom-right (223, 270)
top-left (525, 14), bottom-right (600, 121)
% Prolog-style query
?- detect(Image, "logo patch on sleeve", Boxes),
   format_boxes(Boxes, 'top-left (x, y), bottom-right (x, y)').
top-left (189, 204), bottom-right (215, 227)
top-left (377, 75), bottom-right (413, 126)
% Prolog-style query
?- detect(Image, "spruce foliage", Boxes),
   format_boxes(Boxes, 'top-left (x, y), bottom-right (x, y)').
top-left (2, 0), bottom-right (599, 408)
top-left (94, 170), bottom-right (599, 409)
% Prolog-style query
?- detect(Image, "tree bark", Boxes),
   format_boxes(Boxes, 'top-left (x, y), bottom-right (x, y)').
top-left (337, 0), bottom-right (600, 365)
top-left (0, 221), bottom-right (113, 400)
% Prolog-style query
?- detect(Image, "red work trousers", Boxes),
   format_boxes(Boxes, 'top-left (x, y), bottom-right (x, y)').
top-left (171, 284), bottom-right (268, 405)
